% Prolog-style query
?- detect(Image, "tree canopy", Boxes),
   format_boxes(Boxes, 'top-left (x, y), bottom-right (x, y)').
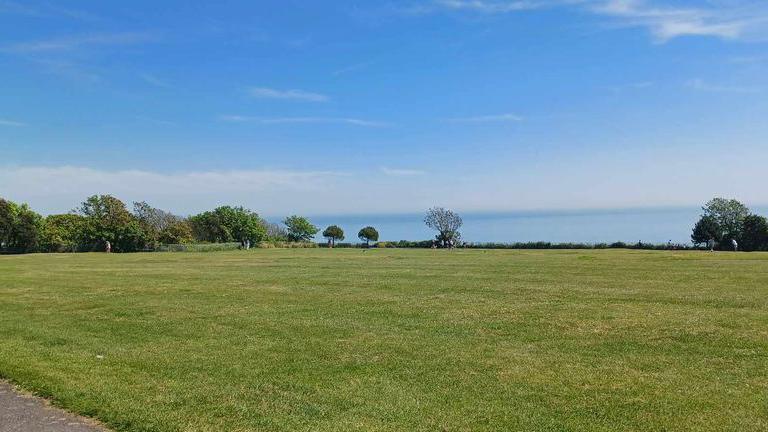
top-left (189, 206), bottom-right (266, 243)
top-left (701, 198), bottom-right (750, 243)
top-left (284, 216), bottom-right (319, 242)
top-left (741, 215), bottom-right (768, 252)
top-left (77, 195), bottom-right (148, 252)
top-left (691, 198), bottom-right (768, 251)
top-left (40, 214), bottom-right (87, 252)
top-left (322, 225), bottom-right (345, 247)
top-left (0, 198), bottom-right (42, 252)
top-left (691, 215), bottom-right (719, 246)
top-left (424, 207), bottom-right (462, 247)
top-left (358, 226), bottom-right (379, 245)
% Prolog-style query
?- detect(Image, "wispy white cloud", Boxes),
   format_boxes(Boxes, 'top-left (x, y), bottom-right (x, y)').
top-left (685, 78), bottom-right (763, 94)
top-left (0, 1), bottom-right (98, 21)
top-left (380, 167), bottom-right (427, 176)
top-left (421, 0), bottom-right (768, 42)
top-left (220, 115), bottom-right (390, 127)
top-left (333, 60), bottom-right (376, 76)
top-left (446, 113), bottom-right (524, 122)
top-left (0, 118), bottom-right (26, 127)
top-left (1, 32), bottom-right (155, 53)
top-left (29, 58), bottom-right (103, 82)
top-left (248, 87), bottom-right (329, 102)
top-left (590, 0), bottom-right (751, 42)
top-left (433, 0), bottom-right (542, 13)
top-left (0, 1), bottom-right (38, 15)
top-left (1, 33), bottom-right (157, 82)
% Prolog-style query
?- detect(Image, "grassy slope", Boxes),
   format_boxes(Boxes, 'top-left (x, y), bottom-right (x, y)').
top-left (0, 249), bottom-right (766, 431)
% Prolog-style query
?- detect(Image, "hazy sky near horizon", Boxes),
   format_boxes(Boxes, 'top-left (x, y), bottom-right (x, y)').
top-left (2, 0), bottom-right (767, 216)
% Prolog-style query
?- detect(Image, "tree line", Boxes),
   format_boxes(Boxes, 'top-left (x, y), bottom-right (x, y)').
top-left (1, 196), bottom-right (467, 254)
top-left (0, 195), bottom-right (377, 253)
top-left (5, 194), bottom-right (764, 254)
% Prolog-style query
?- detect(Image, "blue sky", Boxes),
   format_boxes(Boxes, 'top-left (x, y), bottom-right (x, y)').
top-left (1, 0), bottom-right (767, 216)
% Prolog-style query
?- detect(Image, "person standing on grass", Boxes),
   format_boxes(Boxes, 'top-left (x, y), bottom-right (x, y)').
top-left (732, 238), bottom-right (738, 252)
top-left (105, 240), bottom-right (111, 253)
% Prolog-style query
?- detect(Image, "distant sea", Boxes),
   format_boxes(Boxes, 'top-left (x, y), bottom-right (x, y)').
top-left (270, 206), bottom-right (768, 245)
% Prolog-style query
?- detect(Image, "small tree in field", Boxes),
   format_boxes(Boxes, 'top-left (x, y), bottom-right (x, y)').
top-left (284, 215), bottom-right (319, 242)
top-left (322, 225), bottom-right (344, 247)
top-left (424, 207), bottom-right (462, 247)
top-left (358, 226), bottom-right (379, 247)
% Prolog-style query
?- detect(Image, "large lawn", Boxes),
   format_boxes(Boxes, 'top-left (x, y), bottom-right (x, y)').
top-left (0, 249), bottom-right (766, 431)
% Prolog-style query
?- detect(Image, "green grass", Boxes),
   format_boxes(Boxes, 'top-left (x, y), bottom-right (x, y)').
top-left (0, 249), bottom-right (766, 431)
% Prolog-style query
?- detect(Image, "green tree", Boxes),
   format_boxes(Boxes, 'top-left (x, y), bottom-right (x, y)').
top-left (0, 198), bottom-right (43, 252)
top-left (78, 195), bottom-right (149, 252)
top-left (358, 226), bottom-right (379, 246)
top-left (40, 214), bottom-right (87, 252)
top-left (701, 198), bottom-right (750, 246)
top-left (283, 215), bottom-right (319, 242)
top-left (190, 206), bottom-right (266, 243)
top-left (322, 225), bottom-right (344, 247)
top-left (0, 198), bottom-right (20, 249)
top-left (14, 204), bottom-right (42, 252)
top-left (691, 215), bottom-right (720, 247)
top-left (158, 219), bottom-right (194, 244)
top-left (741, 214), bottom-right (768, 252)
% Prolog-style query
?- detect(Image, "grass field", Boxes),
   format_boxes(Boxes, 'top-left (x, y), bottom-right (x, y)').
top-left (0, 249), bottom-right (766, 431)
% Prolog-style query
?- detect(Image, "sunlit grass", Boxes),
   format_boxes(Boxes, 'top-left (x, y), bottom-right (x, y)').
top-left (1, 249), bottom-right (766, 431)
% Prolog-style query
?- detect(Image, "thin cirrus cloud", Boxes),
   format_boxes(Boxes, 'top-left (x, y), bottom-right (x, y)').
top-left (248, 87), bottom-right (329, 102)
top-left (0, 118), bottom-right (26, 127)
top-left (446, 113), bottom-right (524, 122)
top-left (0, 1), bottom-right (99, 21)
top-left (1, 32), bottom-right (156, 53)
top-left (380, 167), bottom-right (427, 177)
top-left (432, 0), bottom-right (542, 13)
top-left (685, 78), bottom-right (764, 94)
top-left (219, 115), bottom-right (390, 127)
top-left (427, 0), bottom-right (768, 42)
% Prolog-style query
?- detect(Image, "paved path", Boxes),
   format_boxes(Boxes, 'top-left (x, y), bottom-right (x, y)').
top-left (0, 381), bottom-right (107, 432)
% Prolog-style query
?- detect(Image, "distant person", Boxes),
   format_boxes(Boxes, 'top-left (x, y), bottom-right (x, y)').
top-left (731, 239), bottom-right (738, 252)
top-left (707, 239), bottom-right (715, 252)
top-left (105, 241), bottom-right (111, 253)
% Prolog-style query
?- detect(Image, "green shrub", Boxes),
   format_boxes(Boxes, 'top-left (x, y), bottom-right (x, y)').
top-left (155, 242), bottom-right (242, 252)
top-left (257, 241), bottom-right (318, 249)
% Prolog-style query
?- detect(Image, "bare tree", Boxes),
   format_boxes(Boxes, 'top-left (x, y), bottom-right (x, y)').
top-left (133, 201), bottom-right (182, 233)
top-left (264, 222), bottom-right (288, 241)
top-left (424, 207), bottom-right (462, 248)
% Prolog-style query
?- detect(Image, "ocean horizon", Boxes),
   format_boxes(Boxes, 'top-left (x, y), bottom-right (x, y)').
top-left (267, 206), bottom-right (768, 245)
